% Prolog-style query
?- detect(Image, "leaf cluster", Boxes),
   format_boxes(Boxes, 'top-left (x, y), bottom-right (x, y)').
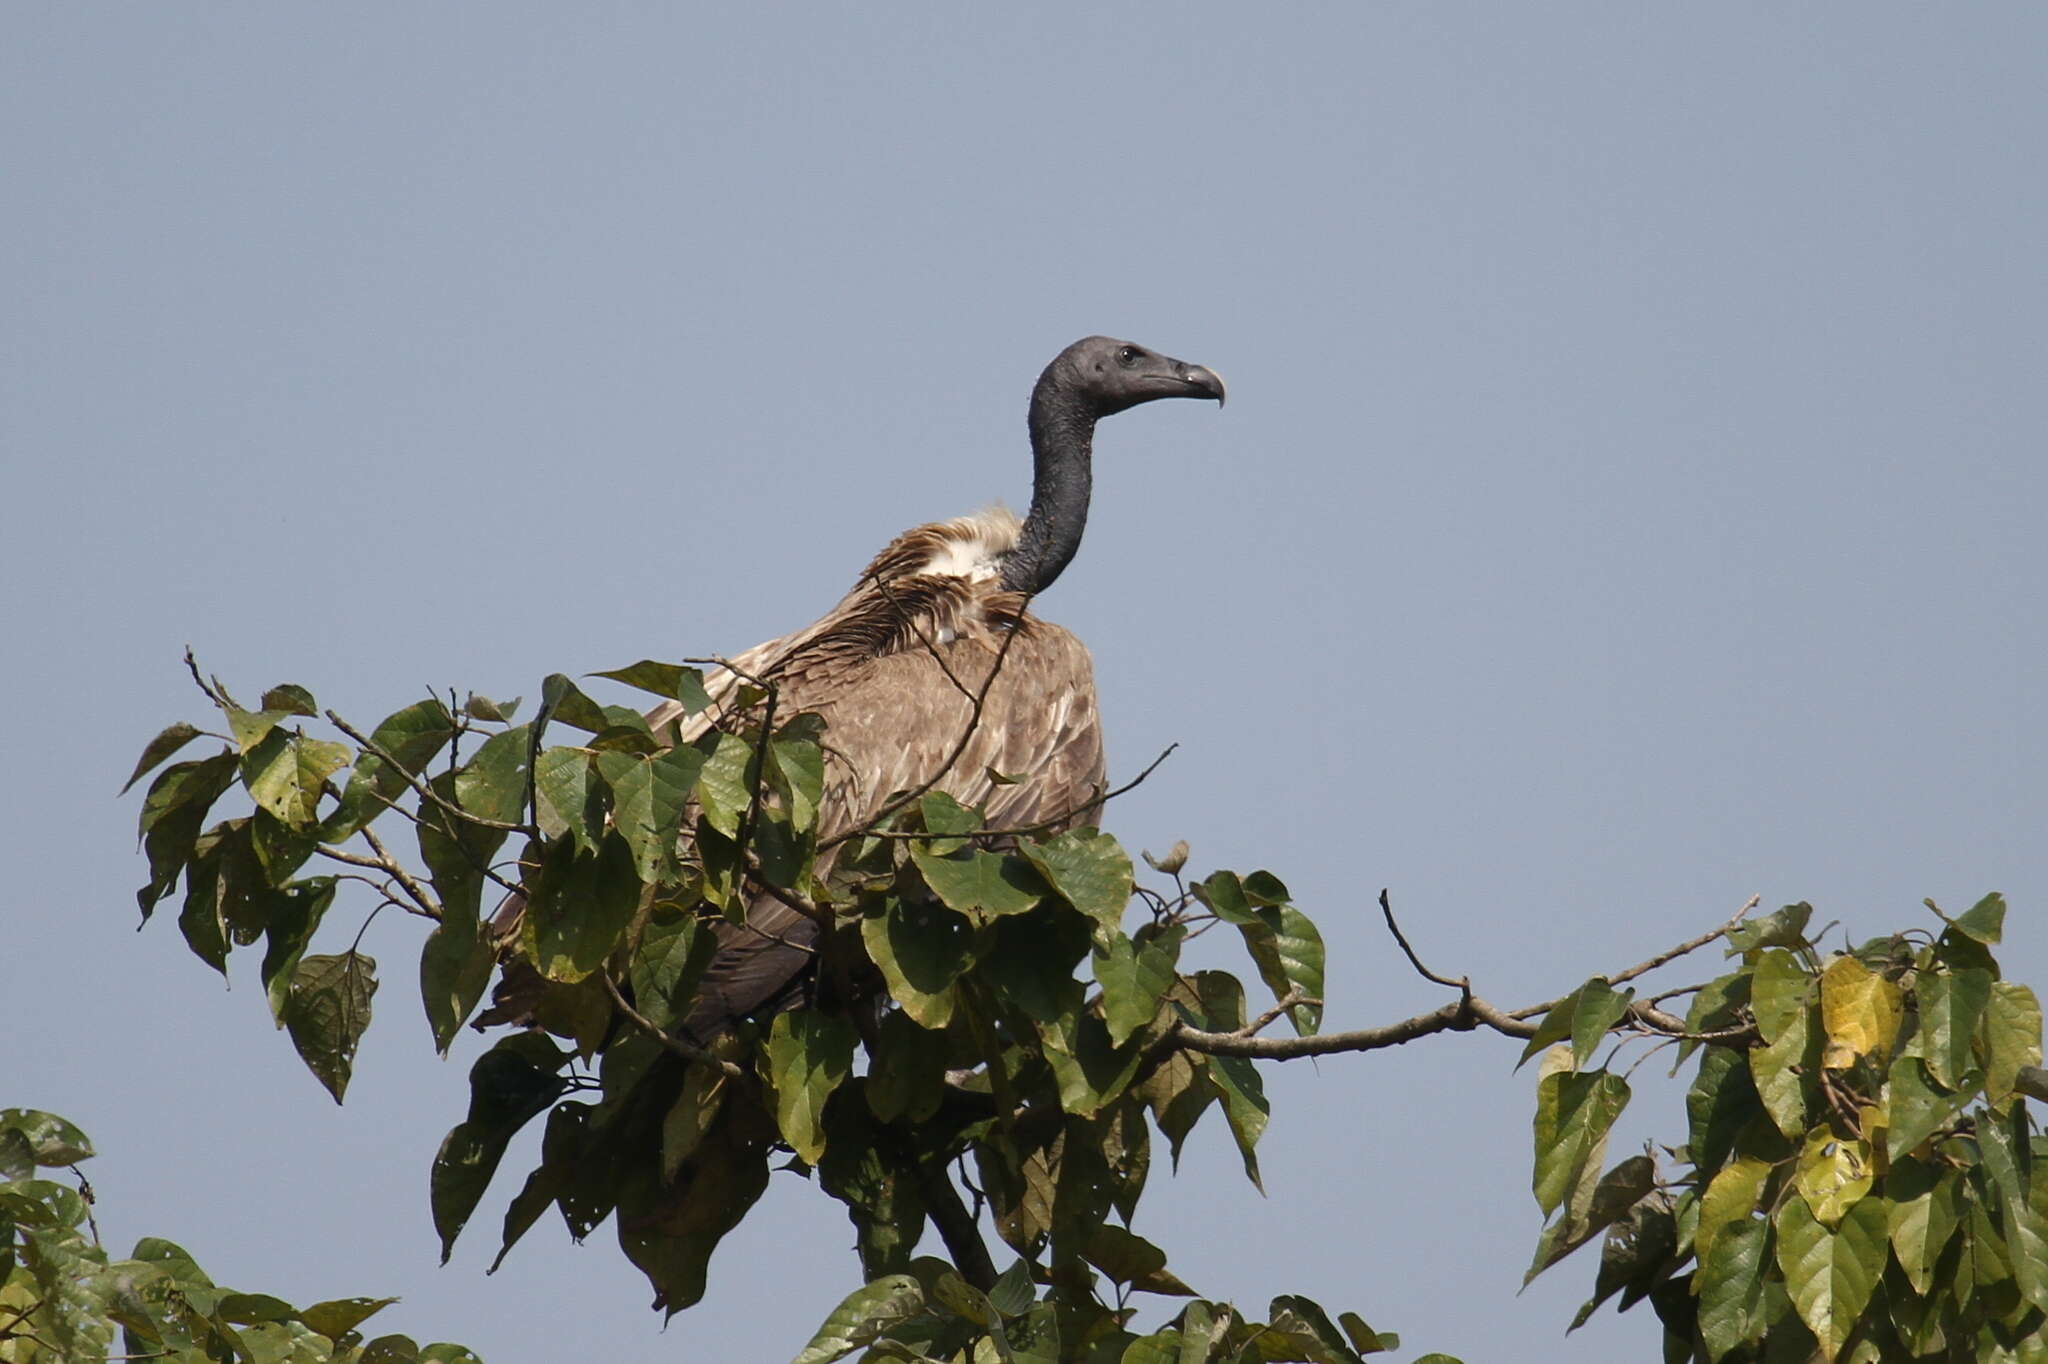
top-left (126, 661), bottom-right (1446, 1362)
top-left (1523, 897), bottom-right (2048, 1363)
top-left (0, 1108), bottom-right (474, 1363)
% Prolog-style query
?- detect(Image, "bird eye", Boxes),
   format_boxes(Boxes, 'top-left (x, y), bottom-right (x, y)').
top-left (1115, 346), bottom-right (1140, 366)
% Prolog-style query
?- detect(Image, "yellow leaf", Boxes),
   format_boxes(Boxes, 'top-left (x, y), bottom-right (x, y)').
top-left (1696, 1156), bottom-right (1772, 1269)
top-left (1794, 1130), bottom-right (1873, 1228)
top-left (1818, 954), bottom-right (1902, 1068)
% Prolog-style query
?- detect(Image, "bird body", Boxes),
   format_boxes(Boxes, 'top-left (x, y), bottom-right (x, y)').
top-left (487, 337), bottom-right (1223, 1040)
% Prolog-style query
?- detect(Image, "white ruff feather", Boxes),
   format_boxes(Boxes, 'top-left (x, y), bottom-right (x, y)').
top-left (917, 506), bottom-right (1023, 581)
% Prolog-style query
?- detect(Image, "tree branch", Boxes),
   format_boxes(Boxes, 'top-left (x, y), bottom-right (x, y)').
top-left (909, 1159), bottom-right (998, 1292)
top-left (598, 972), bottom-right (747, 1079)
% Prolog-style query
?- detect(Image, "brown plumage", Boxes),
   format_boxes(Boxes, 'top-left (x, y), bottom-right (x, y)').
top-left (487, 336), bottom-right (1224, 1040)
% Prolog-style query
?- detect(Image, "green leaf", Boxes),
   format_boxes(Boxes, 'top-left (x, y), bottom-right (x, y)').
top-left (135, 752), bottom-right (239, 919)
top-left (1235, 904), bottom-right (1328, 1038)
top-left (1685, 1043), bottom-right (1762, 1174)
top-left (591, 659), bottom-right (697, 700)
top-left (1918, 966), bottom-right (1992, 1090)
top-left (260, 683), bottom-right (317, 717)
top-left (1725, 902), bottom-right (1813, 955)
top-left (122, 721), bottom-right (205, 795)
top-left (452, 724), bottom-right (532, 825)
top-left (1982, 981), bottom-right (2043, 1108)
top-left (0, 1111), bottom-right (94, 1168)
top-left (1093, 927), bottom-right (1180, 1048)
top-left (694, 730), bottom-right (756, 838)
top-left (815, 1093), bottom-right (925, 1280)
top-left (862, 896), bottom-right (973, 1028)
top-left (537, 673), bottom-right (612, 734)
top-left (532, 746), bottom-right (604, 851)
top-left (417, 762), bottom-right (507, 919)
top-left (1749, 949), bottom-right (1812, 1044)
top-left (615, 1110), bottom-right (772, 1315)
top-left (1241, 870), bottom-right (1290, 907)
top-left (462, 693), bottom-right (519, 723)
top-left (629, 913), bottom-right (715, 1034)
top-left (489, 1100), bottom-right (588, 1272)
top-left (1774, 1189), bottom-right (1885, 1361)
top-left (1571, 980), bottom-right (1633, 1072)
top-left (598, 744), bottom-right (707, 883)
top-left (177, 837), bottom-right (232, 978)
top-left (790, 1275), bottom-right (926, 1364)
top-left (1018, 831), bottom-right (1133, 929)
top-left (1267, 1295), bottom-right (1368, 1364)
top-left (1886, 1158), bottom-right (1959, 1297)
top-left (249, 807), bottom-right (319, 886)
top-left (323, 698), bottom-right (456, 841)
top-left (280, 950), bottom-right (377, 1104)
top-left (1566, 1194), bottom-right (1679, 1333)
top-left (259, 877), bottom-right (336, 1024)
top-left (1885, 1057), bottom-right (1970, 1162)
top-left (1751, 1003), bottom-right (1821, 1139)
top-left (661, 1063), bottom-right (731, 1182)
top-left (1081, 1220), bottom-right (1196, 1294)
top-left (243, 731), bottom-right (351, 827)
top-left (1948, 891), bottom-right (2006, 944)
top-left (675, 668), bottom-right (714, 718)
top-left (1193, 870), bottom-right (1257, 925)
top-left (864, 1009), bottom-right (950, 1125)
top-left (1676, 970), bottom-right (1750, 1068)
top-left (300, 1296), bottom-right (397, 1340)
top-left (765, 1012), bottom-right (857, 1166)
top-left (1524, 1155), bottom-right (1656, 1282)
top-left (1040, 1010), bottom-right (1145, 1118)
top-left (988, 1260), bottom-right (1035, 1318)
top-left (909, 845), bottom-right (1043, 918)
top-left (770, 730), bottom-right (826, 835)
top-left (1696, 1216), bottom-right (1770, 1362)
top-left (525, 833), bottom-right (641, 983)
top-left (430, 1034), bottom-right (570, 1261)
top-left (1515, 989), bottom-right (1583, 1071)
top-left (1188, 972), bottom-right (1268, 1192)
top-left (225, 703), bottom-right (293, 753)
top-left (419, 905), bottom-right (496, 1054)
top-left (1532, 1071), bottom-right (1630, 1219)
top-left (1136, 1049), bottom-right (1215, 1172)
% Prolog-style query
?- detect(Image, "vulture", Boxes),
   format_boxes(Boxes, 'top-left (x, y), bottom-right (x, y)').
top-left (493, 336), bottom-right (1225, 1041)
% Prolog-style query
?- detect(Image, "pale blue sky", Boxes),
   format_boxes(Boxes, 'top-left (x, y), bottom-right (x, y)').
top-left (6, 8), bottom-right (2044, 1362)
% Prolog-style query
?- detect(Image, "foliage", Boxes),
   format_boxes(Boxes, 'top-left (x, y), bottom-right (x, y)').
top-left (0, 1108), bottom-right (474, 1363)
top-left (1524, 895), bottom-right (2048, 1363)
top-left (118, 657), bottom-right (2048, 1362)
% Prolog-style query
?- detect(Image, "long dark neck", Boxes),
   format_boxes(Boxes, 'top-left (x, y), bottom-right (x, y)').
top-left (1001, 373), bottom-right (1096, 594)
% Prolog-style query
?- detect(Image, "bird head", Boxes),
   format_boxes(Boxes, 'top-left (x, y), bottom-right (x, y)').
top-left (1047, 336), bottom-right (1227, 418)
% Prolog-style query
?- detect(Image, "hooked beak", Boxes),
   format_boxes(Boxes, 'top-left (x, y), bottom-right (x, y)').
top-left (1177, 362), bottom-right (1226, 407)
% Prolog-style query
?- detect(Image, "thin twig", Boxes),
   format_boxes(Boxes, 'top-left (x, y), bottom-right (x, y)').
top-left (1242, 991), bottom-right (1321, 1038)
top-left (361, 825), bottom-right (444, 919)
top-left (1509, 894), bottom-right (1761, 1021)
top-left (181, 645), bottom-right (229, 709)
top-left (1379, 888), bottom-right (1468, 990)
top-left (860, 743), bottom-right (1180, 840)
top-left (598, 972), bottom-right (746, 1078)
top-left (742, 856), bottom-right (832, 929)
